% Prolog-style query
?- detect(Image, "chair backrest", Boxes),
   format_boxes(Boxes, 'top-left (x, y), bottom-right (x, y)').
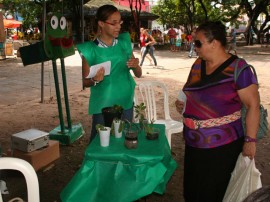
top-left (135, 81), bottom-right (171, 122)
top-left (0, 157), bottom-right (40, 202)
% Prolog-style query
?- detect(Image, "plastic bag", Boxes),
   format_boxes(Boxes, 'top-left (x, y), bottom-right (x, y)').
top-left (223, 153), bottom-right (262, 202)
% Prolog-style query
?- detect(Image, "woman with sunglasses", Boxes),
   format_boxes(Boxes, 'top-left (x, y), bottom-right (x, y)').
top-left (175, 21), bottom-right (259, 202)
top-left (77, 5), bottom-right (142, 142)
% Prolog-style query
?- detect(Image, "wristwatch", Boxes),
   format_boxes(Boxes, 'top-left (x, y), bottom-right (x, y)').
top-left (244, 136), bottom-right (257, 143)
top-left (91, 78), bottom-right (99, 86)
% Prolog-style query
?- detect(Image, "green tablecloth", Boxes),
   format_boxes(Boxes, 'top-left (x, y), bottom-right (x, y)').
top-left (61, 124), bottom-right (177, 202)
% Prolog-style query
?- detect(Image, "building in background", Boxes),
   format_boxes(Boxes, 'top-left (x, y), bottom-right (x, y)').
top-left (66, 0), bottom-right (159, 42)
top-left (114, 0), bottom-right (150, 12)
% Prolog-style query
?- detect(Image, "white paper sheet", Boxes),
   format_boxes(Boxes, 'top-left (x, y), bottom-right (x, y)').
top-left (86, 61), bottom-right (111, 79)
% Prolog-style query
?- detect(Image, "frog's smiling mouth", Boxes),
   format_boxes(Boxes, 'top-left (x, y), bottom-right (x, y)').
top-left (49, 36), bottom-right (73, 48)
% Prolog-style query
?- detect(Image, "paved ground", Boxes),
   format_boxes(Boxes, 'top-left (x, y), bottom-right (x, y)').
top-left (0, 44), bottom-right (269, 106)
top-left (0, 44), bottom-right (270, 202)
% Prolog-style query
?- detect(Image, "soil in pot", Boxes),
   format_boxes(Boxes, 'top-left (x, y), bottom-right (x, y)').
top-left (146, 132), bottom-right (159, 140)
top-left (146, 128), bottom-right (159, 140)
top-left (124, 130), bottom-right (138, 149)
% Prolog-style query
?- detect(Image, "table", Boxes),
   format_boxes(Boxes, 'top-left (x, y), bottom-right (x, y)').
top-left (60, 124), bottom-right (177, 202)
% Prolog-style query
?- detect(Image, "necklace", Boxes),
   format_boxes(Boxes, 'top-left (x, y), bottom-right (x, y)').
top-left (97, 37), bottom-right (116, 48)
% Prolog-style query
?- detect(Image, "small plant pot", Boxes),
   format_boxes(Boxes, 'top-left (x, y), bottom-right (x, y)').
top-left (139, 119), bottom-right (148, 131)
top-left (99, 127), bottom-right (111, 147)
top-left (113, 121), bottom-right (123, 138)
top-left (146, 128), bottom-right (159, 140)
top-left (102, 106), bottom-right (123, 127)
top-left (124, 128), bottom-right (138, 149)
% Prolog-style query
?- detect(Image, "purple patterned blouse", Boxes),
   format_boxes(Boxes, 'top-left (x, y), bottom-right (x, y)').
top-left (183, 55), bottom-right (258, 148)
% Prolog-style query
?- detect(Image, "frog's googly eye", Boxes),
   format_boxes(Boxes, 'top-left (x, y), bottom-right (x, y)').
top-left (50, 15), bottom-right (58, 29)
top-left (60, 16), bottom-right (67, 30)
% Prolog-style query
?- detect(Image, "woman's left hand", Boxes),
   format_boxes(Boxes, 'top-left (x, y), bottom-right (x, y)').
top-left (242, 142), bottom-right (256, 159)
top-left (126, 57), bottom-right (140, 69)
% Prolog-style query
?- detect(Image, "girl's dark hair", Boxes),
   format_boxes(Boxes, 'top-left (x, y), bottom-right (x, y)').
top-left (96, 5), bottom-right (119, 22)
top-left (196, 21), bottom-right (227, 47)
top-left (93, 5), bottom-right (119, 33)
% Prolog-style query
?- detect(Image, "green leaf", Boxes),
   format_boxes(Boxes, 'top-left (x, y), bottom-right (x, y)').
top-left (96, 124), bottom-right (106, 131)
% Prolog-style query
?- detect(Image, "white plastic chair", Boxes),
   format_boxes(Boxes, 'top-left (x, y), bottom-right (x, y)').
top-left (0, 157), bottom-right (40, 202)
top-left (135, 81), bottom-right (183, 148)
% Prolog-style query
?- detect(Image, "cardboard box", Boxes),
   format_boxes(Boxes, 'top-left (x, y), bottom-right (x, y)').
top-left (9, 140), bottom-right (60, 171)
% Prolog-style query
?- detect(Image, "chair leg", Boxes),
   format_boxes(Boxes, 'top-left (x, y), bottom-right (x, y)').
top-left (166, 130), bottom-right (172, 149)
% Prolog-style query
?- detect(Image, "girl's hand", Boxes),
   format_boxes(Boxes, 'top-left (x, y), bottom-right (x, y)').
top-left (126, 57), bottom-right (140, 69)
top-left (93, 67), bottom-right (105, 82)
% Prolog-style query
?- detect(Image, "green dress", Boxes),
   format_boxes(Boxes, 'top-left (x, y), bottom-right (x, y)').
top-left (76, 32), bottom-right (136, 114)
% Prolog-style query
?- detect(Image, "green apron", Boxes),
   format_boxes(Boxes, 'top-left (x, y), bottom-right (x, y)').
top-left (77, 32), bottom-right (135, 114)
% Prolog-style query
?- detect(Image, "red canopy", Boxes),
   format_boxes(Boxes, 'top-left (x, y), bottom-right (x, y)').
top-left (3, 19), bottom-right (22, 29)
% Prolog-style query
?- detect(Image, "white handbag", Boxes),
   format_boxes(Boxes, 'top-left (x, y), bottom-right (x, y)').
top-left (223, 153), bottom-right (262, 202)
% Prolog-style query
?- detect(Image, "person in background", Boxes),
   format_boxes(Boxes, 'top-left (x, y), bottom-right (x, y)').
top-left (228, 28), bottom-right (237, 55)
top-left (181, 32), bottom-right (188, 50)
top-left (188, 27), bottom-right (196, 58)
top-left (139, 29), bottom-right (157, 66)
top-left (168, 26), bottom-right (177, 51)
top-left (76, 5), bottom-right (142, 142)
top-left (175, 21), bottom-right (259, 202)
top-left (260, 32), bottom-right (265, 47)
top-left (265, 32), bottom-right (269, 47)
top-left (178, 26), bottom-right (183, 38)
top-left (139, 27), bottom-right (153, 65)
top-left (175, 33), bottom-right (182, 52)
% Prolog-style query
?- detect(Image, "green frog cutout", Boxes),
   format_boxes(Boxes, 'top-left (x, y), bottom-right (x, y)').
top-left (20, 13), bottom-right (75, 65)
top-left (19, 13), bottom-right (83, 145)
top-left (44, 13), bottom-right (74, 60)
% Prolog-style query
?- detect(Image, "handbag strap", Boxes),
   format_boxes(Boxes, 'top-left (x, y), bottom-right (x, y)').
top-left (234, 58), bottom-right (259, 88)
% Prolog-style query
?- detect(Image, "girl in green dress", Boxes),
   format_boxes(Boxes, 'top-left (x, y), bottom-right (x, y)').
top-left (77, 5), bottom-right (142, 142)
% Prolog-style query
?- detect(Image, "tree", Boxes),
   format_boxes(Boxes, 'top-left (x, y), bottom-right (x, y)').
top-left (211, 0), bottom-right (270, 45)
top-left (240, 0), bottom-right (270, 44)
top-left (127, 0), bottom-right (143, 42)
top-left (152, 0), bottom-right (180, 29)
top-left (152, 0), bottom-right (223, 33)
top-left (2, 0), bottom-right (42, 29)
top-left (152, 0), bottom-right (270, 45)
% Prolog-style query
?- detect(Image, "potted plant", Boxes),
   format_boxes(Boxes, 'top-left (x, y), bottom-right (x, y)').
top-left (123, 119), bottom-right (139, 149)
top-left (112, 118), bottom-right (125, 138)
top-left (96, 124), bottom-right (111, 147)
top-left (144, 119), bottom-right (159, 140)
top-left (102, 104), bottom-right (123, 127)
top-left (134, 103), bottom-right (148, 130)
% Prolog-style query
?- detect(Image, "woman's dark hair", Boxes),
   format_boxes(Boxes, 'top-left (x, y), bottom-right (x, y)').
top-left (196, 21), bottom-right (227, 47)
top-left (93, 5), bottom-right (119, 33)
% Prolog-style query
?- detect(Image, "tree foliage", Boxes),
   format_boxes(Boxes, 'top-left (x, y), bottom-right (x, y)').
top-left (2, 0), bottom-right (72, 28)
top-left (2, 0), bottom-right (42, 28)
top-left (3, 0), bottom-right (270, 45)
top-left (152, 0), bottom-right (270, 44)
top-left (2, 0), bottom-right (82, 39)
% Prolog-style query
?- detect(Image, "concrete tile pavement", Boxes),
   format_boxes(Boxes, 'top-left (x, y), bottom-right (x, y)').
top-left (0, 51), bottom-right (83, 105)
top-left (0, 45), bottom-right (269, 106)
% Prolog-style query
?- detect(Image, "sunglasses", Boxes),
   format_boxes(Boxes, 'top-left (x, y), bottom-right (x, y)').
top-left (103, 20), bottom-right (123, 26)
top-left (194, 40), bottom-right (204, 48)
